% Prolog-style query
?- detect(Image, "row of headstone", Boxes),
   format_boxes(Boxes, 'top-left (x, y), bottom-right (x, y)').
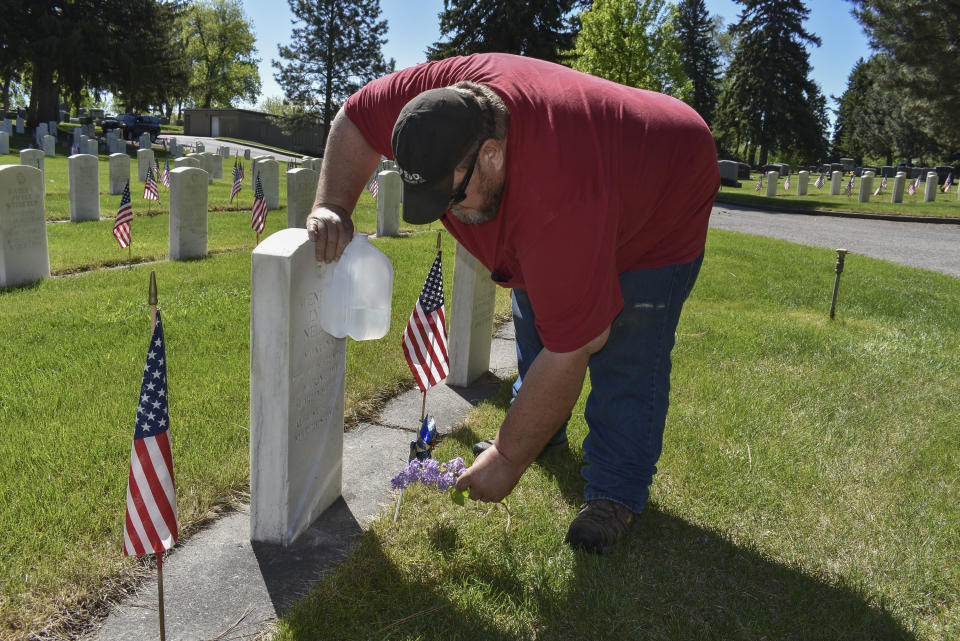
top-left (300, 156), bottom-right (322, 172)
top-left (248, 220), bottom-right (495, 545)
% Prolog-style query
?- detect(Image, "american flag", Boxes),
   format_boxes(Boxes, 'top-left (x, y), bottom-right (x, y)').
top-left (815, 173), bottom-right (826, 189)
top-left (754, 174), bottom-right (763, 192)
top-left (287, 160), bottom-right (295, 171)
top-left (143, 165), bottom-right (160, 202)
top-left (70, 144), bottom-right (79, 155)
top-left (367, 172), bottom-right (379, 198)
top-left (874, 176), bottom-right (887, 197)
top-left (784, 174), bottom-right (791, 191)
top-left (908, 177), bottom-right (917, 196)
top-left (845, 176), bottom-right (855, 197)
top-left (113, 181), bottom-right (134, 248)
top-left (236, 154), bottom-right (244, 180)
top-left (230, 159), bottom-right (243, 203)
top-left (159, 159), bottom-right (171, 187)
top-left (251, 174), bottom-right (268, 233)
top-left (123, 310), bottom-right (178, 557)
top-left (943, 173), bottom-right (952, 193)
top-left (402, 249), bottom-right (449, 391)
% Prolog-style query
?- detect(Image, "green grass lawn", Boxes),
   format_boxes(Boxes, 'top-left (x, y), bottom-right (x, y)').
top-left (719, 173), bottom-right (960, 218)
top-left (272, 230), bottom-right (959, 641)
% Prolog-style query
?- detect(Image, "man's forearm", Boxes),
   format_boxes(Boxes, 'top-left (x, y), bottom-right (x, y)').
top-left (313, 108), bottom-right (382, 214)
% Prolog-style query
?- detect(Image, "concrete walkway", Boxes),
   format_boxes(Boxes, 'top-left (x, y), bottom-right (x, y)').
top-left (92, 324), bottom-right (518, 641)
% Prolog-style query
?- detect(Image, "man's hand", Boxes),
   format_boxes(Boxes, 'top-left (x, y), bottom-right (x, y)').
top-left (307, 205), bottom-right (354, 263)
top-left (454, 443), bottom-right (526, 503)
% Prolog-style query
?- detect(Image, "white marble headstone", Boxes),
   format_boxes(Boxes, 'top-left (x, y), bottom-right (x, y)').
top-left (0, 165), bottom-right (49, 287)
top-left (830, 171), bottom-right (842, 196)
top-left (108, 153), bottom-right (130, 195)
top-left (891, 172), bottom-right (905, 204)
top-left (137, 148), bottom-right (155, 181)
top-left (375, 170), bottom-right (401, 237)
top-left (83, 139), bottom-right (97, 155)
top-left (15, 118), bottom-right (24, 134)
top-left (169, 167), bottom-right (208, 260)
top-left (797, 170), bottom-right (809, 196)
top-left (447, 242), bottom-right (495, 386)
top-left (257, 159), bottom-right (280, 209)
top-left (286, 167), bottom-right (319, 228)
top-left (765, 171), bottom-right (779, 197)
top-left (0, 131), bottom-right (8, 155)
top-left (250, 228), bottom-right (346, 546)
top-left (175, 156), bottom-right (200, 169)
top-left (68, 154), bottom-right (100, 221)
top-left (244, 148), bottom-right (251, 160)
top-left (858, 171), bottom-right (874, 203)
top-left (20, 148), bottom-right (44, 182)
top-left (924, 172), bottom-right (938, 202)
top-left (42, 135), bottom-right (55, 157)
top-left (139, 133), bottom-right (151, 150)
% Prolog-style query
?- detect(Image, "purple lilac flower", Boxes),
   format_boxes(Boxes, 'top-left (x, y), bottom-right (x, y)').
top-left (436, 471), bottom-right (456, 491)
top-left (445, 457), bottom-right (465, 475)
top-left (419, 458), bottom-right (441, 486)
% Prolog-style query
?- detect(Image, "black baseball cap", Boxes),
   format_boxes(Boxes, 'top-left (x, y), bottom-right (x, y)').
top-left (392, 87), bottom-right (482, 224)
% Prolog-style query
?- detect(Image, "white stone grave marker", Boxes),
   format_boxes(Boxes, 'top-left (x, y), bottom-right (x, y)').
top-left (42, 135), bottom-right (55, 157)
top-left (447, 242), bottom-right (495, 386)
top-left (20, 148), bottom-right (44, 182)
top-left (924, 172), bottom-right (938, 202)
top-left (109, 153), bottom-right (130, 195)
top-left (83, 139), bottom-right (97, 155)
top-left (0, 132), bottom-right (8, 155)
top-left (797, 170), bottom-right (809, 196)
top-left (68, 154), bottom-right (100, 221)
top-left (169, 167), bottom-right (208, 260)
top-left (891, 172), bottom-right (905, 204)
top-left (137, 148), bottom-right (155, 181)
top-left (175, 156), bottom-right (200, 169)
top-left (250, 227), bottom-right (346, 545)
top-left (830, 171), bottom-right (842, 196)
top-left (858, 171), bottom-right (874, 203)
top-left (765, 171), bottom-right (778, 197)
top-left (286, 167), bottom-right (319, 228)
top-left (244, 148), bottom-right (251, 160)
top-left (257, 159), bottom-right (280, 209)
top-left (15, 118), bottom-right (24, 134)
top-left (0, 165), bottom-right (49, 287)
top-left (376, 170), bottom-right (401, 237)
top-left (139, 133), bottom-right (151, 149)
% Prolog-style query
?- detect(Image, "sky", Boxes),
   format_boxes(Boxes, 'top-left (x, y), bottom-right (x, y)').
top-left (240, 0), bottom-right (872, 123)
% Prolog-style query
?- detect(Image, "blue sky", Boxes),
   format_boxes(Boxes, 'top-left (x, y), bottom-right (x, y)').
top-left (241, 0), bottom-right (871, 121)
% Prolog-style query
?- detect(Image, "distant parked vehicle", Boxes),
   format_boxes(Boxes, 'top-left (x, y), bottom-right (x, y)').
top-left (101, 114), bottom-right (161, 141)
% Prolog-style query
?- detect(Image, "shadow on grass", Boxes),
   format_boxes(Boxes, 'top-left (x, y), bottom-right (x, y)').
top-left (279, 503), bottom-right (914, 641)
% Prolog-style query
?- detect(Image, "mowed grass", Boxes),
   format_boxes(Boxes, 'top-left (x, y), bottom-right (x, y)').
top-left (719, 173), bottom-right (960, 218)
top-left (0, 217), bottom-right (509, 638)
top-left (272, 230), bottom-right (959, 641)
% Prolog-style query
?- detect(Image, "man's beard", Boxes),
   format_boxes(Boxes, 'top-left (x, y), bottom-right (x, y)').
top-left (450, 169), bottom-right (503, 225)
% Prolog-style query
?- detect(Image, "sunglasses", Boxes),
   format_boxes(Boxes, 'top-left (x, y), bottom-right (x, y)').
top-left (449, 153), bottom-right (477, 205)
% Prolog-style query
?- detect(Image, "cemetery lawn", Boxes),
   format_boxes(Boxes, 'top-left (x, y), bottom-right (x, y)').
top-left (0, 210), bottom-right (507, 639)
top-left (719, 174), bottom-right (960, 218)
top-left (272, 230), bottom-right (959, 641)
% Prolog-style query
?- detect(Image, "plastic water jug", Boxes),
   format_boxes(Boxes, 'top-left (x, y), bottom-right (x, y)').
top-left (320, 233), bottom-right (393, 340)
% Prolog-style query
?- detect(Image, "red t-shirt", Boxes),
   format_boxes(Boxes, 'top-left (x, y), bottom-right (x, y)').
top-left (345, 53), bottom-right (718, 352)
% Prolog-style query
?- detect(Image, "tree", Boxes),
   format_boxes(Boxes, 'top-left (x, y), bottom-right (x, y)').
top-left (182, 0), bottom-right (260, 109)
top-left (427, 0), bottom-right (577, 62)
top-left (713, 0), bottom-right (824, 166)
top-left (273, 0), bottom-right (393, 147)
top-left (674, 0), bottom-right (721, 124)
top-left (849, 0), bottom-right (960, 152)
top-left (569, 0), bottom-right (691, 100)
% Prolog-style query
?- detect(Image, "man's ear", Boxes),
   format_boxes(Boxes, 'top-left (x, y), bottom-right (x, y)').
top-left (479, 138), bottom-right (505, 172)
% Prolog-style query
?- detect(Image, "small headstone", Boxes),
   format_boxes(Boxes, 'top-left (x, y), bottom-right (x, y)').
top-left (447, 242), bottom-right (496, 386)
top-left (891, 173), bottom-right (905, 203)
top-left (220, 146), bottom-right (231, 158)
top-left (109, 153), bottom-right (131, 195)
top-left (250, 228), bottom-right (346, 545)
top-left (0, 120), bottom-right (10, 135)
top-left (858, 171), bottom-right (874, 203)
top-left (139, 133), bottom-right (151, 150)
top-left (737, 163), bottom-right (750, 180)
top-left (42, 135), bottom-right (55, 157)
top-left (0, 131), bottom-right (8, 155)
top-left (286, 167), bottom-right (319, 228)
top-left (830, 170), bottom-right (842, 196)
top-left (244, 148), bottom-right (251, 160)
top-left (765, 171), bottom-right (778, 197)
top-left (923, 172), bottom-right (938, 202)
top-left (137, 148), bottom-right (155, 181)
top-left (881, 166), bottom-right (895, 178)
top-left (15, 118), bottom-right (24, 134)
top-left (797, 170), bottom-right (809, 196)
top-left (175, 156), bottom-right (200, 169)
top-left (718, 160), bottom-right (738, 183)
top-left (375, 170), bottom-right (401, 237)
top-left (840, 158), bottom-right (854, 172)
top-left (206, 152), bottom-right (222, 180)
top-left (48, 121), bottom-right (57, 136)
top-left (0, 165), bottom-right (49, 288)
top-left (68, 154), bottom-right (100, 221)
top-left (20, 148), bottom-right (45, 181)
top-left (36, 123), bottom-right (48, 144)
top-left (83, 139), bottom-right (97, 155)
top-left (257, 159), bottom-right (280, 209)
top-left (195, 141), bottom-right (205, 152)
top-left (169, 166), bottom-right (208, 260)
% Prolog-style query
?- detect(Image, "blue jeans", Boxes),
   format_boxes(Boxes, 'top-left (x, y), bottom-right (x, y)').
top-left (511, 253), bottom-right (703, 514)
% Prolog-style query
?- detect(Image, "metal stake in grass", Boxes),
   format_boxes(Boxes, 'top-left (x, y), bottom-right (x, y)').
top-left (829, 249), bottom-right (849, 320)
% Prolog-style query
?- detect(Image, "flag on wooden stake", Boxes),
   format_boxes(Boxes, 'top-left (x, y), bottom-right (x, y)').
top-left (402, 249), bottom-right (449, 391)
top-left (143, 165), bottom-right (160, 202)
top-left (251, 174), bottom-right (268, 233)
top-left (113, 180), bottom-right (134, 248)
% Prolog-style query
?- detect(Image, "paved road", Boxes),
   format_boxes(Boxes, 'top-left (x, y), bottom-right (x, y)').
top-left (157, 134), bottom-right (305, 163)
top-left (710, 201), bottom-right (960, 278)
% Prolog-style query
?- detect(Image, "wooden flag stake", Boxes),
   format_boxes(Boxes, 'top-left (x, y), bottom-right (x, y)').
top-left (147, 270), bottom-right (165, 641)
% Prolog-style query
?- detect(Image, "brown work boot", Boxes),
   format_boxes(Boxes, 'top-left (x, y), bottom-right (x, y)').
top-left (564, 499), bottom-right (634, 554)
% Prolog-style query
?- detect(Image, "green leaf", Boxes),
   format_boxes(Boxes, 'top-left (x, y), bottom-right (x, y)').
top-left (450, 488), bottom-right (469, 506)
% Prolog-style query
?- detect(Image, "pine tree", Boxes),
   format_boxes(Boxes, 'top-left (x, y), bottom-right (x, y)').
top-left (674, 0), bottom-right (721, 125)
top-left (850, 0), bottom-right (960, 152)
top-left (427, 0), bottom-right (576, 62)
top-left (273, 0), bottom-right (394, 146)
top-left (713, 0), bottom-right (823, 166)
